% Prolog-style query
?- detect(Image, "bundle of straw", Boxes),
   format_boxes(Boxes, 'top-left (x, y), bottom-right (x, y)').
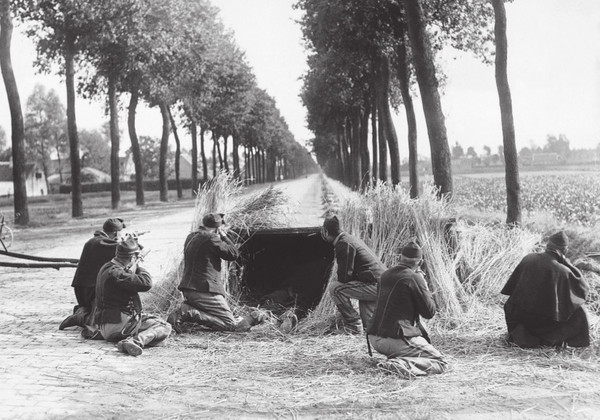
top-left (454, 223), bottom-right (539, 304)
top-left (335, 182), bottom-right (466, 320)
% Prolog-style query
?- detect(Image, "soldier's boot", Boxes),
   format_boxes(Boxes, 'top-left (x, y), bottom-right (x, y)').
top-left (59, 307), bottom-right (87, 330)
top-left (81, 325), bottom-right (103, 340)
top-left (117, 337), bottom-right (143, 357)
top-left (180, 302), bottom-right (230, 331)
top-left (233, 315), bottom-right (253, 332)
top-left (166, 307), bottom-right (183, 334)
top-left (359, 300), bottom-right (376, 330)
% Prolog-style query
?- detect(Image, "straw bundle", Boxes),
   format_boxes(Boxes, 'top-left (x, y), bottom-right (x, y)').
top-left (332, 182), bottom-right (467, 321)
top-left (305, 180), bottom-right (552, 327)
top-left (143, 255), bottom-right (185, 315)
top-left (454, 223), bottom-right (540, 304)
top-left (295, 262), bottom-right (338, 334)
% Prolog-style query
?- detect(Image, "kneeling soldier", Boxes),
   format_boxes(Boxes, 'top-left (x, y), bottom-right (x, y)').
top-left (59, 217), bottom-right (125, 332)
top-left (96, 238), bottom-right (171, 356)
top-left (367, 241), bottom-right (447, 378)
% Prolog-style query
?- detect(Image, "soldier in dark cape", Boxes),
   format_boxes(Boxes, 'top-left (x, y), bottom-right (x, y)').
top-left (501, 231), bottom-right (589, 348)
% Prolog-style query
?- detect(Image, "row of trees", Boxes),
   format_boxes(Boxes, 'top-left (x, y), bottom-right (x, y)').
top-left (298, 0), bottom-right (521, 224)
top-left (0, 0), bottom-right (315, 225)
top-left (451, 134), bottom-right (578, 161)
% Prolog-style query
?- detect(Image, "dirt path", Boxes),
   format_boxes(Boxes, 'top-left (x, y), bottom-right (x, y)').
top-left (1, 173), bottom-right (600, 419)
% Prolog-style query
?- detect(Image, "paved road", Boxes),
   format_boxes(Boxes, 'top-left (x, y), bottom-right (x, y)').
top-left (0, 174), bottom-right (330, 419)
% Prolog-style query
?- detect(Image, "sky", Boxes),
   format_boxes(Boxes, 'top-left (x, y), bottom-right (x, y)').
top-left (1, 0), bottom-right (599, 159)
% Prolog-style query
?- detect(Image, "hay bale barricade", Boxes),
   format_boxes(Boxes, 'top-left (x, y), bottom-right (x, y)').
top-left (145, 172), bottom-right (600, 350)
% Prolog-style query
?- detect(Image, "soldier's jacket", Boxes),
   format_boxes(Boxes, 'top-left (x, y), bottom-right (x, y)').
top-left (95, 259), bottom-right (152, 324)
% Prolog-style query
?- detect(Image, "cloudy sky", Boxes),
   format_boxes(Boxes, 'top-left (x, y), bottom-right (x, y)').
top-left (1, 0), bottom-right (599, 159)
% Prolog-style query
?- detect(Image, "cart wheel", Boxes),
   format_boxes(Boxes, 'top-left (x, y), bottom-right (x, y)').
top-left (1, 225), bottom-right (13, 249)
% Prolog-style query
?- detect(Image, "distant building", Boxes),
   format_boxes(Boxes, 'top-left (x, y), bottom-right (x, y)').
top-left (120, 155), bottom-right (136, 181)
top-left (567, 149), bottom-right (600, 164)
top-left (47, 167), bottom-right (111, 192)
top-left (178, 153), bottom-right (193, 179)
top-left (0, 161), bottom-right (48, 197)
top-left (120, 152), bottom-right (195, 180)
top-left (521, 152), bottom-right (563, 166)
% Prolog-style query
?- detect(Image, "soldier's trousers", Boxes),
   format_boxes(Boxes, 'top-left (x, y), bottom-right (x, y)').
top-left (100, 312), bottom-right (171, 348)
top-left (328, 280), bottom-right (377, 328)
top-left (370, 335), bottom-right (447, 376)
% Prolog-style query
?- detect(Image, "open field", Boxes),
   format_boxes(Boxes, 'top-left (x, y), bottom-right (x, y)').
top-left (2, 174), bottom-right (600, 419)
top-left (453, 171), bottom-right (600, 225)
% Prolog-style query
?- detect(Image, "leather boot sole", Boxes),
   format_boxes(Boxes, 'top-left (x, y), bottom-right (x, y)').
top-left (120, 340), bottom-right (143, 356)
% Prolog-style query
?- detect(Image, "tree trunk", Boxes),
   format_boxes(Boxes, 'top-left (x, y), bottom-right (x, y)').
top-left (200, 127), bottom-right (207, 182)
top-left (64, 34), bottom-right (82, 217)
top-left (261, 149), bottom-right (267, 183)
top-left (403, 0), bottom-right (453, 197)
top-left (349, 114), bottom-right (361, 190)
top-left (216, 136), bottom-right (223, 170)
top-left (222, 134), bottom-right (229, 172)
top-left (371, 87), bottom-right (378, 183)
top-left (248, 147), bottom-right (254, 183)
top-left (396, 29), bottom-right (419, 198)
top-left (211, 135), bottom-right (217, 177)
top-left (335, 124), bottom-right (347, 184)
top-left (40, 142), bottom-right (50, 193)
top-left (232, 134), bottom-right (240, 179)
top-left (167, 106), bottom-right (182, 199)
top-left (377, 55), bottom-right (400, 185)
top-left (246, 146), bottom-right (252, 183)
top-left (253, 147), bottom-right (262, 184)
top-left (0, 1), bottom-right (29, 223)
top-left (108, 74), bottom-right (120, 209)
top-left (378, 99), bottom-right (387, 182)
top-left (256, 148), bottom-right (262, 183)
top-left (158, 101), bottom-right (170, 202)
top-left (0, 2), bottom-right (29, 224)
top-left (492, 0), bottom-right (521, 225)
top-left (243, 146), bottom-right (249, 184)
top-left (359, 105), bottom-right (370, 189)
top-left (128, 88), bottom-right (144, 205)
top-left (184, 109), bottom-right (198, 194)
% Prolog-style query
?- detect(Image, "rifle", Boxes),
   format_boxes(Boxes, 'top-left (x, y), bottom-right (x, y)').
top-left (124, 230), bottom-right (150, 240)
top-left (126, 248), bottom-right (151, 272)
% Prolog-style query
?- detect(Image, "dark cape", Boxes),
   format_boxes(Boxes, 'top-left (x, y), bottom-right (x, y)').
top-left (500, 250), bottom-right (589, 347)
top-left (71, 231), bottom-right (120, 289)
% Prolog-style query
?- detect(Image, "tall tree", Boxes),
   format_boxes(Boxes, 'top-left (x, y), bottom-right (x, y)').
top-left (168, 107), bottom-right (183, 199)
top-left (16, 0), bottom-right (96, 217)
top-left (403, 0), bottom-right (452, 197)
top-left (492, 0), bottom-right (521, 225)
top-left (377, 55), bottom-right (401, 185)
top-left (0, 0), bottom-right (28, 224)
top-left (158, 101), bottom-right (170, 201)
top-left (127, 85), bottom-right (144, 205)
top-left (80, 0), bottom-right (145, 210)
top-left (64, 27), bottom-right (83, 217)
